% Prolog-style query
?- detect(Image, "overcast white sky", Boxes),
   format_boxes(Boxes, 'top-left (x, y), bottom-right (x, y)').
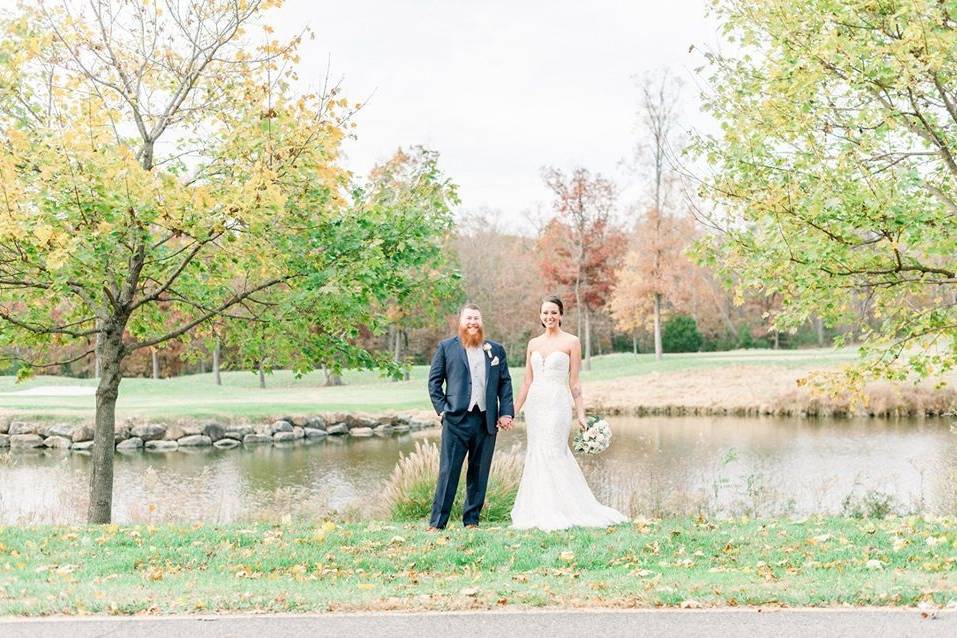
top-left (283, 0), bottom-right (720, 231)
top-left (3, 0), bottom-right (721, 232)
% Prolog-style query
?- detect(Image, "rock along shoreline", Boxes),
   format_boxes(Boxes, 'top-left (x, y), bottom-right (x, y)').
top-left (0, 412), bottom-right (440, 453)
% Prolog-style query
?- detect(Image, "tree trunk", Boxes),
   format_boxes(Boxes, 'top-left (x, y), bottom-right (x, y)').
top-left (213, 339), bottom-right (222, 385)
top-left (94, 332), bottom-right (103, 379)
top-left (583, 307), bottom-right (592, 370)
top-left (402, 330), bottom-right (411, 381)
top-left (258, 363), bottom-right (266, 389)
top-left (573, 283), bottom-right (582, 341)
top-left (653, 293), bottom-right (663, 361)
top-left (324, 368), bottom-right (343, 386)
top-left (773, 330), bottom-right (780, 350)
top-left (199, 355), bottom-right (206, 375)
top-left (151, 349), bottom-right (160, 379)
top-left (88, 326), bottom-right (124, 524)
top-left (816, 317), bottom-right (825, 347)
top-left (632, 330), bottom-right (638, 355)
top-left (390, 325), bottom-right (401, 383)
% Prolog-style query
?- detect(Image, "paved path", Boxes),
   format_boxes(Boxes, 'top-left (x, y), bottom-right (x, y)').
top-left (1, 609), bottom-right (955, 638)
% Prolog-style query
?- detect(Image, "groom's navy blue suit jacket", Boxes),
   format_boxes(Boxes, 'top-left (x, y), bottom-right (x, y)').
top-left (428, 337), bottom-right (514, 434)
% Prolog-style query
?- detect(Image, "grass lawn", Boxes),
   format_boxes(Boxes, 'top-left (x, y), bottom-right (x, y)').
top-left (0, 348), bottom-right (858, 420)
top-left (0, 516), bottom-right (954, 615)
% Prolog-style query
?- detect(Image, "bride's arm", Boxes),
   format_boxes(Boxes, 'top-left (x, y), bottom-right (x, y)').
top-left (512, 346), bottom-right (534, 416)
top-left (568, 338), bottom-right (587, 430)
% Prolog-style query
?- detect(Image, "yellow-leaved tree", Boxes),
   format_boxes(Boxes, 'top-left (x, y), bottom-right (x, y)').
top-left (0, 0), bottom-right (458, 523)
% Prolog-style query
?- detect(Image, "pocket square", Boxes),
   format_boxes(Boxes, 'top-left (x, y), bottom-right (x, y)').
top-left (491, 356), bottom-right (500, 366)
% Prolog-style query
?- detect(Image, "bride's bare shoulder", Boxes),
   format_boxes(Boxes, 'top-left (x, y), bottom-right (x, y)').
top-left (561, 332), bottom-right (580, 347)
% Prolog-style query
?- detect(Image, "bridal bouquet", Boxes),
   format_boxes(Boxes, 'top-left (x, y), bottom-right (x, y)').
top-left (573, 416), bottom-right (612, 455)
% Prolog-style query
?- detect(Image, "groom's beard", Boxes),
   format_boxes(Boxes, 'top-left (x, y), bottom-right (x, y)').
top-left (458, 326), bottom-right (485, 348)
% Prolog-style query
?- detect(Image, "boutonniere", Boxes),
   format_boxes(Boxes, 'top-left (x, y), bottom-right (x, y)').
top-left (483, 342), bottom-right (492, 358)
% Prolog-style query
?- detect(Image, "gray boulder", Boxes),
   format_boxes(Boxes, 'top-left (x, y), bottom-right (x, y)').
top-left (71, 440), bottom-right (94, 451)
top-left (292, 426), bottom-right (305, 440)
top-left (163, 424), bottom-right (186, 441)
top-left (0, 421), bottom-right (8, 434)
top-left (201, 422), bottom-right (226, 442)
top-left (273, 431), bottom-right (297, 442)
top-left (116, 437), bottom-right (144, 450)
top-left (44, 435), bottom-right (73, 449)
top-left (290, 416), bottom-right (309, 427)
top-left (304, 427), bottom-right (327, 439)
top-left (9, 422), bottom-right (38, 436)
top-left (349, 427), bottom-right (374, 438)
top-left (180, 423), bottom-right (203, 436)
top-left (347, 414), bottom-right (377, 429)
top-left (113, 424), bottom-right (132, 442)
top-left (11, 433), bottom-right (44, 448)
top-left (145, 440), bottom-right (178, 451)
top-left (0, 434), bottom-right (9, 447)
top-left (326, 423), bottom-right (348, 435)
top-left (71, 425), bottom-right (94, 442)
top-left (131, 423), bottom-right (166, 441)
top-left (178, 435), bottom-right (212, 447)
top-left (224, 424), bottom-right (254, 440)
top-left (270, 420), bottom-right (293, 434)
top-left (243, 433), bottom-right (272, 445)
top-left (391, 424), bottom-right (411, 434)
top-left (213, 438), bottom-right (240, 449)
top-left (306, 416), bottom-right (326, 430)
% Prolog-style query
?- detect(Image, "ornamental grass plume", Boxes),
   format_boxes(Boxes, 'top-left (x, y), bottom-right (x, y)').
top-left (380, 441), bottom-right (523, 522)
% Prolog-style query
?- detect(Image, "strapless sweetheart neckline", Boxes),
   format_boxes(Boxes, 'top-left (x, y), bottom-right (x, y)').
top-left (531, 350), bottom-right (570, 362)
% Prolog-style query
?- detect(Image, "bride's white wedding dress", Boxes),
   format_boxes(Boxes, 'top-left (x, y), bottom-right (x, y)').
top-left (510, 350), bottom-right (627, 531)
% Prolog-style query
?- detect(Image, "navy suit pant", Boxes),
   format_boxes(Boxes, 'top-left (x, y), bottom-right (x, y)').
top-left (429, 406), bottom-right (497, 528)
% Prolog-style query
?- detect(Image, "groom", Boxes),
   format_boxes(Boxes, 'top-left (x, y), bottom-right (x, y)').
top-left (427, 303), bottom-right (514, 529)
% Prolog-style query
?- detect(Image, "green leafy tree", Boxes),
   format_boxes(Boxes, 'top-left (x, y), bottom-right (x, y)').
top-left (662, 315), bottom-right (703, 353)
top-left (695, 0), bottom-right (957, 383)
top-left (364, 146), bottom-right (463, 380)
top-left (0, 0), bottom-right (453, 523)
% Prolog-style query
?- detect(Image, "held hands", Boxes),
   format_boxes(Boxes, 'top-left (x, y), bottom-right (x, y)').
top-left (497, 415), bottom-right (514, 431)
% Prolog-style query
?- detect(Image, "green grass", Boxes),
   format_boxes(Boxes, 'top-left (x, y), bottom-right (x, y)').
top-left (0, 348), bottom-right (858, 420)
top-left (0, 516), bottom-right (954, 614)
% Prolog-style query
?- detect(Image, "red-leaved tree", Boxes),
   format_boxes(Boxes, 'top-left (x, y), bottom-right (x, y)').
top-left (538, 168), bottom-right (626, 370)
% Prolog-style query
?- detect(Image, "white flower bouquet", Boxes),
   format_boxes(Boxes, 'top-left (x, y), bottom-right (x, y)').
top-left (572, 415), bottom-right (612, 455)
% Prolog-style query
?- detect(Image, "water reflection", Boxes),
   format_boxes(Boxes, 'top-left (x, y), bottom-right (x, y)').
top-left (1, 416), bottom-right (955, 524)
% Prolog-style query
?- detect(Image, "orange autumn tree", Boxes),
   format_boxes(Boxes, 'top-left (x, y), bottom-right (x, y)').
top-left (612, 209), bottom-right (728, 355)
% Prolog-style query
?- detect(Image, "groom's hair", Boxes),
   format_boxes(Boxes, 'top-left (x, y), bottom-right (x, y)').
top-left (460, 303), bottom-right (481, 316)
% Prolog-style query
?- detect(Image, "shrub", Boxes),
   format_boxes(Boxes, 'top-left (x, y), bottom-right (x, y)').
top-left (380, 441), bottom-right (523, 523)
top-left (841, 490), bottom-right (898, 519)
top-left (662, 315), bottom-right (703, 353)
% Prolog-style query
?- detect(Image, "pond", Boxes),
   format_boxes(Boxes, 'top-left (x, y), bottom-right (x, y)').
top-left (1, 416), bottom-right (955, 524)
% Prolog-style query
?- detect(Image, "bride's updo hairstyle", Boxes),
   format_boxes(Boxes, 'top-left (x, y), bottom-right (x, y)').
top-left (541, 295), bottom-right (564, 327)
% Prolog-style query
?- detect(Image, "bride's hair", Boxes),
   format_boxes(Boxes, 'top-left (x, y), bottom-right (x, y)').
top-left (541, 295), bottom-right (564, 327)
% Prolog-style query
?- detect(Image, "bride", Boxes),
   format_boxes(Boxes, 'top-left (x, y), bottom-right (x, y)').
top-left (510, 295), bottom-right (627, 531)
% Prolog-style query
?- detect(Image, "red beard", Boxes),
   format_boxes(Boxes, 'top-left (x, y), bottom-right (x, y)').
top-left (458, 326), bottom-right (485, 348)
